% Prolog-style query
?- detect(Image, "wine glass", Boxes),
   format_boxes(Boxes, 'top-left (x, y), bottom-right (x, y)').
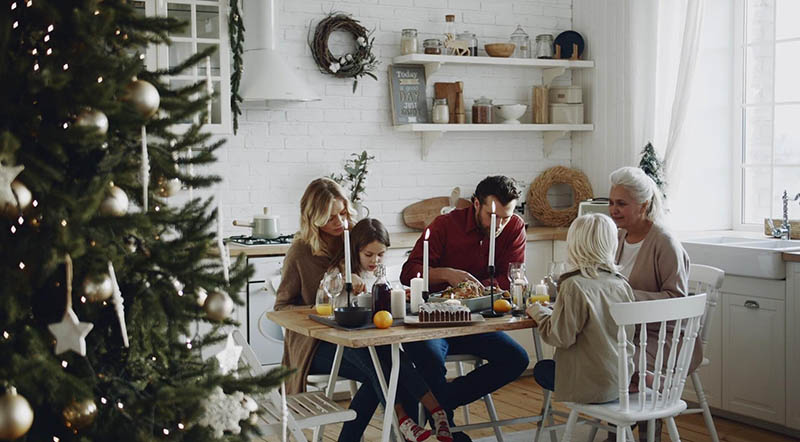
top-left (324, 269), bottom-right (345, 308)
top-left (315, 269), bottom-right (343, 317)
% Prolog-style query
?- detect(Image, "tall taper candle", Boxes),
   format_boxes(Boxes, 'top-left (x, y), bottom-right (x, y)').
top-left (343, 219), bottom-right (352, 283)
top-left (423, 228), bottom-right (430, 291)
top-left (489, 200), bottom-right (496, 266)
top-left (205, 56), bottom-right (213, 123)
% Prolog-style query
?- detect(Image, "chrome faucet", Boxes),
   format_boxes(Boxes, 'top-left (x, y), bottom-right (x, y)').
top-left (768, 191), bottom-right (800, 240)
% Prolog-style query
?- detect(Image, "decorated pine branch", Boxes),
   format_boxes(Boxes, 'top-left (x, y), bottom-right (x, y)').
top-left (638, 142), bottom-right (667, 199)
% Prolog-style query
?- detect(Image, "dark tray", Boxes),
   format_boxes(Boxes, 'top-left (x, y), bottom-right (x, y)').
top-left (308, 314), bottom-right (404, 331)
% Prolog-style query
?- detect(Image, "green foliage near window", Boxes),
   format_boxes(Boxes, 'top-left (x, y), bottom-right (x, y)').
top-left (639, 142), bottom-right (667, 199)
top-left (329, 151), bottom-right (375, 203)
top-left (0, 1), bottom-right (288, 440)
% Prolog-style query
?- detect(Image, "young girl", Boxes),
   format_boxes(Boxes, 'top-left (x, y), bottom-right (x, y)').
top-left (275, 181), bottom-right (450, 442)
top-left (336, 218), bottom-right (453, 441)
top-left (526, 213), bottom-right (636, 404)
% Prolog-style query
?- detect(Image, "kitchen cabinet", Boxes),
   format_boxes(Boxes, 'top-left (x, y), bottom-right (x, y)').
top-left (787, 262), bottom-right (800, 430)
top-left (390, 54), bottom-right (594, 158)
top-left (681, 299), bottom-right (723, 409)
top-left (722, 285), bottom-right (786, 425)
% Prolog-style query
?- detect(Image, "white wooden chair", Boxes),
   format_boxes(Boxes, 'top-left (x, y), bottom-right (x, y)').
top-left (562, 294), bottom-right (707, 442)
top-left (233, 330), bottom-right (356, 441)
top-left (682, 264), bottom-right (724, 442)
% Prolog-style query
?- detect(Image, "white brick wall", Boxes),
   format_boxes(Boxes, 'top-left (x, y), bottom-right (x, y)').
top-left (211, 0), bottom-right (577, 236)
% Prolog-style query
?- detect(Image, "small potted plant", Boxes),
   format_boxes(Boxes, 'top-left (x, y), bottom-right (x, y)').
top-left (330, 151), bottom-right (375, 220)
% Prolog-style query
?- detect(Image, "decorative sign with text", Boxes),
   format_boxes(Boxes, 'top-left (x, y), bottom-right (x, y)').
top-left (389, 64), bottom-right (428, 125)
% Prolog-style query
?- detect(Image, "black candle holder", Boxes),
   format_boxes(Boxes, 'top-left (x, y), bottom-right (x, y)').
top-left (422, 290), bottom-right (429, 302)
top-left (482, 265), bottom-right (505, 318)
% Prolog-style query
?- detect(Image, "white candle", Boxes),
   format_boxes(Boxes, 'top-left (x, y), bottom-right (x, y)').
top-left (410, 274), bottom-right (424, 313)
top-left (205, 56), bottom-right (213, 123)
top-left (488, 200), bottom-right (496, 267)
top-left (423, 228), bottom-right (430, 292)
top-left (535, 280), bottom-right (548, 295)
top-left (343, 219), bottom-right (352, 284)
top-left (391, 288), bottom-right (406, 319)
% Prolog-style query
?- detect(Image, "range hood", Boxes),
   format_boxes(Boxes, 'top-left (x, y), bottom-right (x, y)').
top-left (240, 0), bottom-right (319, 102)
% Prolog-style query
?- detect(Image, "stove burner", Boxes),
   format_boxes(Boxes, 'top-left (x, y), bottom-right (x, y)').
top-left (226, 234), bottom-right (294, 245)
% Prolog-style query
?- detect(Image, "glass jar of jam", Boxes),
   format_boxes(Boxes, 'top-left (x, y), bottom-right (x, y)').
top-left (423, 38), bottom-right (443, 55)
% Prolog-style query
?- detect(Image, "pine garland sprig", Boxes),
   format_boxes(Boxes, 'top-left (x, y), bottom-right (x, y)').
top-left (229, 0), bottom-right (245, 134)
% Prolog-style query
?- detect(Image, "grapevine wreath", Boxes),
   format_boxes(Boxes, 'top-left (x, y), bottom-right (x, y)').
top-left (527, 166), bottom-right (594, 227)
top-left (309, 12), bottom-right (379, 92)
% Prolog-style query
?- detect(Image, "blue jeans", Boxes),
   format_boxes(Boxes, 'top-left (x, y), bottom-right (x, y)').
top-left (402, 331), bottom-right (529, 421)
top-left (533, 359), bottom-right (555, 391)
top-left (309, 342), bottom-right (430, 442)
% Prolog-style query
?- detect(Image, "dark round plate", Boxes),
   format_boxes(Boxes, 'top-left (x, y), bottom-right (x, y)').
top-left (554, 30), bottom-right (585, 59)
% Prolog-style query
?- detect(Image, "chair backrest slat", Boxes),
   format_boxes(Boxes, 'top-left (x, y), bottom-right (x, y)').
top-left (688, 264), bottom-right (724, 346)
top-left (609, 295), bottom-right (706, 412)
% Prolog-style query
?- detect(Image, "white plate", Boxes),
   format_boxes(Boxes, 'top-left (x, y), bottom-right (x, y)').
top-left (403, 314), bottom-right (485, 327)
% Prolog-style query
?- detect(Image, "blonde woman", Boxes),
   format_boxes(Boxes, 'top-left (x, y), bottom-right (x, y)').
top-left (275, 178), bottom-right (451, 442)
top-left (527, 213), bottom-right (636, 404)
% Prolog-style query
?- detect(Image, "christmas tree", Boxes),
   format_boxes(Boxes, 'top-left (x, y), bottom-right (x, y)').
top-left (0, 1), bottom-right (288, 440)
top-left (638, 142), bottom-right (667, 199)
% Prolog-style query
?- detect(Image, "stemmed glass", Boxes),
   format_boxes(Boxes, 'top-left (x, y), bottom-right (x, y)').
top-left (316, 269), bottom-right (344, 317)
top-left (508, 262), bottom-right (527, 315)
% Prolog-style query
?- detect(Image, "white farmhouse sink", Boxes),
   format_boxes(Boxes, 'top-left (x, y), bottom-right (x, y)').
top-left (682, 237), bottom-right (800, 279)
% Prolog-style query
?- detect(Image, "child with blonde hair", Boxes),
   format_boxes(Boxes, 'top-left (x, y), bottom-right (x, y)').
top-left (527, 213), bottom-right (636, 404)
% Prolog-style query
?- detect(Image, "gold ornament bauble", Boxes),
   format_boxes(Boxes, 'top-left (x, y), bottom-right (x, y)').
top-left (0, 387), bottom-right (34, 440)
top-left (99, 185), bottom-right (129, 217)
top-left (62, 398), bottom-right (98, 430)
top-left (82, 272), bottom-right (113, 302)
top-left (75, 108), bottom-right (109, 136)
top-left (203, 290), bottom-right (233, 321)
top-left (123, 79), bottom-right (160, 119)
top-left (157, 177), bottom-right (181, 198)
top-left (0, 180), bottom-right (32, 218)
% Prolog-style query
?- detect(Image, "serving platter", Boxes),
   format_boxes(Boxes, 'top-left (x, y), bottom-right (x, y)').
top-left (403, 313), bottom-right (485, 327)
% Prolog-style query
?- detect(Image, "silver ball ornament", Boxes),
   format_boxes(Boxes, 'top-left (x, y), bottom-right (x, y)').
top-left (62, 398), bottom-right (98, 430)
top-left (157, 177), bottom-right (181, 198)
top-left (0, 180), bottom-right (32, 218)
top-left (203, 290), bottom-right (233, 321)
top-left (82, 272), bottom-right (114, 302)
top-left (99, 185), bottom-right (129, 217)
top-left (123, 79), bottom-right (160, 119)
top-left (0, 387), bottom-right (34, 440)
top-left (75, 108), bottom-right (109, 135)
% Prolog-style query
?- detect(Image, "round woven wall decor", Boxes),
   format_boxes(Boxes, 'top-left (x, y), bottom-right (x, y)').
top-left (527, 166), bottom-right (593, 227)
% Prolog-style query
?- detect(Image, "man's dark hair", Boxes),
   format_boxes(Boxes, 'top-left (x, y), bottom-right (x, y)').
top-left (472, 176), bottom-right (520, 206)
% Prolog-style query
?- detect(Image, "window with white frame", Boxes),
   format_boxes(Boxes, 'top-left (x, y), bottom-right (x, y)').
top-left (739, 0), bottom-right (800, 226)
top-left (132, 0), bottom-right (231, 133)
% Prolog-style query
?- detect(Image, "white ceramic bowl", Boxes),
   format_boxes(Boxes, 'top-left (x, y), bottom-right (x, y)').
top-left (495, 104), bottom-right (527, 124)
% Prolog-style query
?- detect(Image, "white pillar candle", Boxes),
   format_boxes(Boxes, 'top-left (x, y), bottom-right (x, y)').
top-left (410, 274), bottom-right (424, 313)
top-left (488, 200), bottom-right (496, 267)
top-left (535, 280), bottom-right (548, 295)
top-left (343, 219), bottom-right (352, 283)
top-left (423, 228), bottom-right (430, 292)
top-left (391, 288), bottom-right (406, 319)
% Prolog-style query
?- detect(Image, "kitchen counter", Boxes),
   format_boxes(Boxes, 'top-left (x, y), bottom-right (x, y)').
top-left (783, 251), bottom-right (800, 262)
top-left (227, 226), bottom-right (568, 258)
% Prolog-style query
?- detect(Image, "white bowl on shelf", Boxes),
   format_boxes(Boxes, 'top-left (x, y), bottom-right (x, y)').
top-left (495, 104), bottom-right (527, 124)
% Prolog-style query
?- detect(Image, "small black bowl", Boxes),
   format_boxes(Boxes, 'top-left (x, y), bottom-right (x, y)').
top-left (334, 306), bottom-right (371, 328)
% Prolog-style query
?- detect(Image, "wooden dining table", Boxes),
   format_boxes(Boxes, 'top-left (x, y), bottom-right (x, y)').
top-left (267, 308), bottom-right (547, 442)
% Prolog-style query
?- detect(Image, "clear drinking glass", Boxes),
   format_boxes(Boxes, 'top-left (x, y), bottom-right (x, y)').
top-left (316, 269), bottom-right (344, 317)
top-left (508, 262), bottom-right (528, 314)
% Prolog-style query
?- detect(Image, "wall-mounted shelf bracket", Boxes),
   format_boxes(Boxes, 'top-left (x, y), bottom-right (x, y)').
top-left (421, 131), bottom-right (443, 159)
top-left (543, 131), bottom-right (569, 156)
top-left (543, 67), bottom-right (566, 87)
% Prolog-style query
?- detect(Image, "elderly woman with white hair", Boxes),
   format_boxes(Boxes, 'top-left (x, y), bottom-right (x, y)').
top-left (527, 213), bottom-right (636, 404)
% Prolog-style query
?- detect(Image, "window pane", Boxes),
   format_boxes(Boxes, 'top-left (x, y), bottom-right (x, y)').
top-left (743, 166), bottom-right (772, 224)
top-left (776, 0), bottom-right (800, 39)
top-left (197, 43), bottom-right (220, 76)
top-left (196, 5), bottom-right (220, 39)
top-left (774, 104), bottom-right (800, 163)
top-left (745, 44), bottom-right (774, 103)
top-left (773, 167), bottom-right (800, 218)
top-left (168, 3), bottom-right (192, 38)
top-left (169, 80), bottom-right (195, 124)
top-left (747, 0), bottom-right (774, 44)
top-left (775, 41), bottom-right (800, 102)
top-left (169, 42), bottom-right (195, 75)
top-left (211, 80), bottom-right (221, 124)
top-left (132, 1), bottom-right (146, 17)
top-left (744, 106), bottom-right (773, 164)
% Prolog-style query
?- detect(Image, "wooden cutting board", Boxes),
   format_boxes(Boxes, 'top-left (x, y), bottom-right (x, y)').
top-left (434, 82), bottom-right (465, 124)
top-left (403, 197), bottom-right (472, 230)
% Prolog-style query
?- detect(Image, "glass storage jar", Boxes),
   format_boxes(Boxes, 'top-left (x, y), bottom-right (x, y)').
top-left (535, 34), bottom-right (554, 59)
top-left (400, 29), bottom-right (418, 55)
top-left (472, 97), bottom-right (493, 124)
top-left (510, 24), bottom-right (530, 58)
top-left (457, 31), bottom-right (478, 56)
top-left (432, 98), bottom-right (449, 124)
top-left (423, 38), bottom-right (443, 55)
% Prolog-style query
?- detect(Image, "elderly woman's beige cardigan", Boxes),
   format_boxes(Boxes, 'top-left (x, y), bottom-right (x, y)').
top-left (616, 223), bottom-right (703, 373)
top-left (274, 240), bottom-right (334, 394)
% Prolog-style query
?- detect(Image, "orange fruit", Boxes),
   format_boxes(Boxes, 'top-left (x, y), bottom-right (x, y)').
top-left (493, 299), bottom-right (512, 313)
top-left (373, 310), bottom-right (393, 329)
